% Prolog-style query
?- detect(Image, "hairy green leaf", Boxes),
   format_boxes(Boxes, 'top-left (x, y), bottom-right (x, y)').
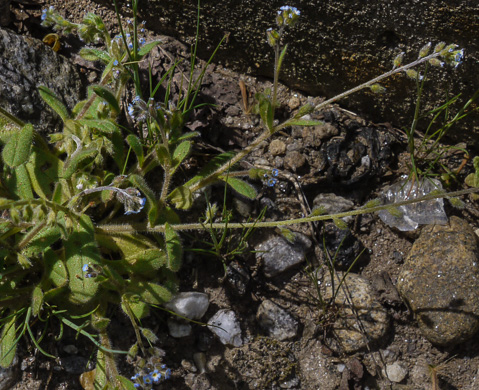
top-left (137, 40), bottom-right (162, 57)
top-left (44, 248), bottom-right (68, 288)
top-left (164, 223), bottom-right (182, 272)
top-left (184, 151), bottom-right (235, 187)
top-left (126, 134), bottom-right (144, 166)
top-left (115, 376), bottom-right (138, 390)
top-left (64, 214), bottom-right (100, 305)
top-left (63, 148), bottom-right (97, 179)
top-left (2, 124), bottom-right (34, 168)
top-left (220, 176), bottom-right (257, 199)
top-left (285, 119), bottom-right (324, 126)
top-left (78, 119), bottom-right (120, 134)
top-left (172, 141), bottom-right (191, 171)
top-left (31, 285), bottom-right (43, 317)
top-left (127, 279), bottom-right (173, 305)
top-left (25, 149), bottom-right (62, 199)
top-left (168, 185), bottom-right (193, 210)
top-left (92, 85), bottom-right (120, 114)
top-left (38, 86), bottom-right (70, 122)
top-left (79, 47), bottom-right (111, 63)
top-left (23, 225), bottom-right (61, 258)
top-left (0, 314), bottom-right (17, 368)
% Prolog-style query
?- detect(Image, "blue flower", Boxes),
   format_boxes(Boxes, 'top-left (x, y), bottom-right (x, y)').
top-left (140, 198), bottom-right (146, 207)
top-left (128, 43), bottom-right (133, 49)
top-left (82, 264), bottom-right (90, 272)
top-left (41, 9), bottom-right (48, 21)
top-left (113, 59), bottom-right (119, 66)
top-left (267, 178), bottom-right (277, 187)
top-left (164, 368), bottom-right (171, 380)
top-left (271, 168), bottom-right (279, 177)
top-left (139, 37), bottom-right (146, 46)
top-left (143, 374), bottom-right (153, 385)
top-left (151, 369), bottom-right (162, 383)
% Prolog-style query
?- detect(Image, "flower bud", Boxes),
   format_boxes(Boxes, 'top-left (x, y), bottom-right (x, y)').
top-left (418, 42), bottom-right (431, 58)
top-left (370, 84), bottom-right (386, 94)
top-left (392, 52), bottom-right (404, 69)
top-left (404, 69), bottom-right (418, 79)
top-left (428, 58), bottom-right (444, 67)
top-left (434, 42), bottom-right (446, 52)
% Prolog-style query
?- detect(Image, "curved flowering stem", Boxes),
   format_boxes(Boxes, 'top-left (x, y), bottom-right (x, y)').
top-left (96, 186), bottom-right (479, 235)
top-left (314, 43), bottom-right (463, 112)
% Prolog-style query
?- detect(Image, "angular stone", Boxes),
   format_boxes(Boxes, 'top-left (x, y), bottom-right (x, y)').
top-left (320, 272), bottom-right (389, 353)
top-left (256, 300), bottom-right (298, 341)
top-left (256, 232), bottom-right (312, 277)
top-left (208, 309), bottom-right (243, 347)
top-left (397, 216), bottom-right (479, 346)
top-left (165, 292), bottom-right (210, 320)
top-left (0, 27), bottom-right (84, 133)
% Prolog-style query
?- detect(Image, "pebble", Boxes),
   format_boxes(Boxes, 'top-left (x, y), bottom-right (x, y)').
top-left (284, 150), bottom-right (306, 172)
top-left (269, 139), bottom-right (287, 156)
top-left (165, 292), bottom-right (209, 320)
top-left (385, 362), bottom-right (408, 383)
top-left (256, 300), bottom-right (298, 341)
top-left (167, 318), bottom-right (192, 338)
top-left (256, 232), bottom-right (312, 277)
top-left (397, 216), bottom-right (479, 346)
top-left (208, 309), bottom-right (243, 347)
top-left (319, 272), bottom-right (389, 353)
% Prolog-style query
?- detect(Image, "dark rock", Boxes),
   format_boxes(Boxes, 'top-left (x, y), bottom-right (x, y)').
top-left (256, 232), bottom-right (312, 277)
top-left (137, 1), bottom-right (479, 147)
top-left (397, 216), bottom-right (479, 346)
top-left (0, 27), bottom-right (84, 133)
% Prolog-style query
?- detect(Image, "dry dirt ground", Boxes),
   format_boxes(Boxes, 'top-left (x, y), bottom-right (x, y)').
top-left (5, 0), bottom-right (479, 389)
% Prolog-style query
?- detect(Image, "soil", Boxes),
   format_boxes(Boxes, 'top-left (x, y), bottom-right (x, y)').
top-left (4, 0), bottom-right (479, 389)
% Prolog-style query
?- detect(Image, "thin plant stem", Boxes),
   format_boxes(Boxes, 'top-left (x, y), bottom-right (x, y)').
top-left (96, 186), bottom-right (479, 235)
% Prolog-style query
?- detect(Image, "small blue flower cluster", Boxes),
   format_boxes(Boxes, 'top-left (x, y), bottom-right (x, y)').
top-left (41, 6), bottom-right (55, 22)
top-left (131, 364), bottom-right (171, 389)
top-left (127, 96), bottom-right (159, 122)
top-left (263, 168), bottom-right (279, 187)
top-left (267, 6), bottom-right (300, 46)
top-left (117, 187), bottom-right (146, 215)
top-left (276, 5), bottom-right (300, 27)
top-left (113, 20), bottom-right (147, 53)
top-left (82, 263), bottom-right (102, 278)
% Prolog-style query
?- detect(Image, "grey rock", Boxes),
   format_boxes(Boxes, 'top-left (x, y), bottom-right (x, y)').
top-left (312, 193), bottom-right (354, 215)
top-left (165, 292), bottom-right (209, 320)
top-left (0, 356), bottom-right (19, 390)
top-left (385, 362), bottom-right (408, 383)
top-left (137, 1), bottom-right (479, 147)
top-left (397, 216), bottom-right (479, 346)
top-left (320, 272), bottom-right (389, 353)
top-left (256, 232), bottom-right (312, 277)
top-left (0, 27), bottom-right (84, 133)
top-left (256, 300), bottom-right (298, 341)
top-left (167, 318), bottom-right (192, 338)
top-left (208, 309), bottom-right (243, 347)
